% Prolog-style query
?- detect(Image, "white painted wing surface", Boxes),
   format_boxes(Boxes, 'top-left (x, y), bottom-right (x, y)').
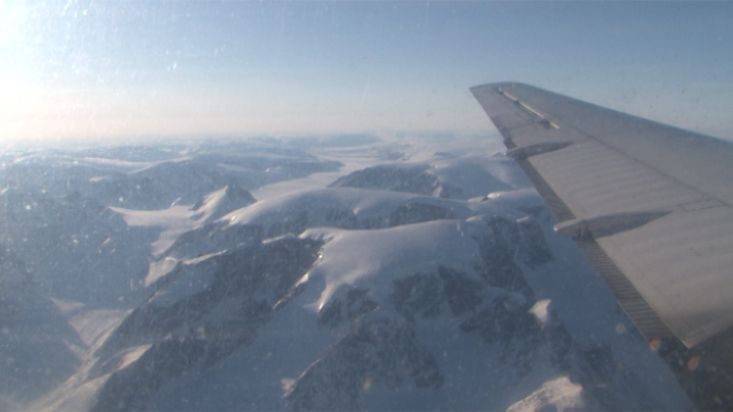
top-left (471, 82), bottom-right (733, 348)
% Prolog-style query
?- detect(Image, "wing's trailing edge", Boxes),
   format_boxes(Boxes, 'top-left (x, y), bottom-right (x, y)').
top-left (471, 82), bottom-right (733, 348)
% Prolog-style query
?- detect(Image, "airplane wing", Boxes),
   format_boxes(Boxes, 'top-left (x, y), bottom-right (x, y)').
top-left (471, 82), bottom-right (733, 348)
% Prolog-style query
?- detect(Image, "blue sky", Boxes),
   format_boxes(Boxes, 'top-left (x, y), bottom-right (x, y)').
top-left (1, 1), bottom-right (732, 141)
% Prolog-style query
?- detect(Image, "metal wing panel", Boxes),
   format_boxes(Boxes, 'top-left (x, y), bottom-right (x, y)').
top-left (528, 141), bottom-right (705, 216)
top-left (599, 206), bottom-right (733, 347)
top-left (471, 82), bottom-right (733, 347)
top-left (483, 82), bottom-right (733, 206)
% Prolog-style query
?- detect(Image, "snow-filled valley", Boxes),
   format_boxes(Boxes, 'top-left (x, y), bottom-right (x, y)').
top-left (0, 135), bottom-right (692, 411)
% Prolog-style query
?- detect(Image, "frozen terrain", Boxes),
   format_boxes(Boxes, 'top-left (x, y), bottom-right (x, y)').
top-left (0, 135), bottom-right (691, 411)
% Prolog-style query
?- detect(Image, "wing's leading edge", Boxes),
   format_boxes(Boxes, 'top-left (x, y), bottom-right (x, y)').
top-left (471, 82), bottom-right (733, 348)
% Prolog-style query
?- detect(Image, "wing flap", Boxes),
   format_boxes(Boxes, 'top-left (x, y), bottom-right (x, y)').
top-left (528, 140), bottom-right (705, 216)
top-left (599, 206), bottom-right (733, 346)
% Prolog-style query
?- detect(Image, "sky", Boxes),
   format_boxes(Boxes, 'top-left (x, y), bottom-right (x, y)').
top-left (1, 0), bottom-right (732, 142)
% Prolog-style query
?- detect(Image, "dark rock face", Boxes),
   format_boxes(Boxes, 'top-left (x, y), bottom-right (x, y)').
top-left (0, 248), bottom-right (81, 402)
top-left (91, 236), bottom-right (322, 412)
top-left (0, 189), bottom-right (156, 305)
top-left (477, 216), bottom-right (551, 290)
top-left (285, 315), bottom-right (444, 411)
top-left (92, 337), bottom-right (209, 412)
top-left (330, 164), bottom-right (456, 198)
top-left (328, 160), bottom-right (517, 200)
top-left (391, 273), bottom-right (443, 321)
top-left (388, 202), bottom-right (453, 227)
top-left (318, 287), bottom-right (379, 328)
top-left (164, 221), bottom-right (264, 261)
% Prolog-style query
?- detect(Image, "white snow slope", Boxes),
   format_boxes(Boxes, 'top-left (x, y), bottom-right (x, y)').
top-left (1, 136), bottom-right (691, 411)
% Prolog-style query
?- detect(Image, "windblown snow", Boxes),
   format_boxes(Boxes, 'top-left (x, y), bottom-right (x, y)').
top-left (0, 135), bottom-right (691, 411)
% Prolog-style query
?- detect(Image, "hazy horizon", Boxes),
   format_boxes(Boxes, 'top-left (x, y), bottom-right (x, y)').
top-left (1, 1), bottom-right (732, 142)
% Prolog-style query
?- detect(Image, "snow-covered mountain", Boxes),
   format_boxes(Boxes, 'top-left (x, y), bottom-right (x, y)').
top-left (329, 155), bottom-right (524, 200)
top-left (0, 188), bottom-right (156, 305)
top-left (0, 248), bottom-right (81, 409)
top-left (88, 149), bottom-right (340, 210)
top-left (1, 137), bottom-right (692, 411)
top-left (0, 143), bottom-right (339, 210)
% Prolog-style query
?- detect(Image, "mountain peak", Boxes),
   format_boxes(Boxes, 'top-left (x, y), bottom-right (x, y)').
top-left (223, 183), bottom-right (254, 202)
top-left (192, 184), bottom-right (256, 222)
